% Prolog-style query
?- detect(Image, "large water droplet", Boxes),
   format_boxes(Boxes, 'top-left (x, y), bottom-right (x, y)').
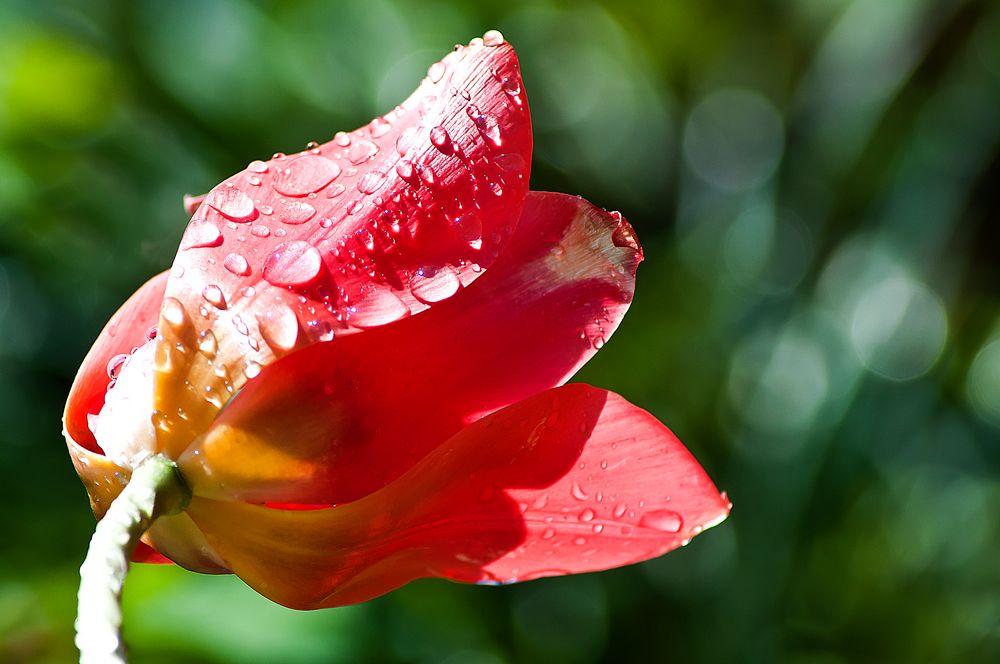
top-left (202, 285), bottom-right (227, 309)
top-left (207, 186), bottom-right (256, 222)
top-left (474, 114), bottom-right (501, 146)
top-left (482, 29), bottom-right (504, 46)
top-left (348, 286), bottom-right (410, 328)
top-left (429, 125), bottom-right (451, 152)
top-left (452, 213), bottom-right (483, 249)
top-left (348, 139), bottom-right (379, 164)
top-left (244, 360), bottom-right (262, 379)
top-left (639, 509), bottom-right (683, 533)
top-left (357, 171), bottom-right (387, 194)
top-left (427, 61), bottom-right (446, 84)
top-left (276, 199), bottom-right (316, 225)
top-left (106, 353), bottom-right (128, 380)
top-left (181, 223), bottom-right (223, 250)
top-left (223, 253), bottom-right (251, 276)
top-left (198, 330), bottom-right (218, 357)
top-left (257, 306), bottom-right (299, 352)
top-left (262, 241), bottom-right (323, 287)
top-left (161, 297), bottom-right (189, 329)
top-left (395, 127), bottom-right (418, 155)
top-left (248, 160), bottom-right (269, 173)
top-left (368, 116), bottom-right (392, 138)
top-left (273, 155), bottom-right (341, 197)
top-left (409, 266), bottom-right (461, 304)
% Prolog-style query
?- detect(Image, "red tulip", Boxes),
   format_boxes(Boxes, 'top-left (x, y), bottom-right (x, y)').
top-left (64, 32), bottom-right (730, 610)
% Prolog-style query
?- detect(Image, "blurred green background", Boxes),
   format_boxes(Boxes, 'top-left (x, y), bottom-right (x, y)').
top-left (2, 0), bottom-right (999, 662)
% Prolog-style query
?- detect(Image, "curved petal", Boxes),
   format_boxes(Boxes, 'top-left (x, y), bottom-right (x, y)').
top-left (179, 192), bottom-right (643, 504)
top-left (63, 271), bottom-right (167, 455)
top-left (153, 36), bottom-right (532, 458)
top-left (183, 385), bottom-right (730, 609)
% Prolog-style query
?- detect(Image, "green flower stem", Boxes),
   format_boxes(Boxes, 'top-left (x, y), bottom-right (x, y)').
top-left (76, 454), bottom-right (191, 664)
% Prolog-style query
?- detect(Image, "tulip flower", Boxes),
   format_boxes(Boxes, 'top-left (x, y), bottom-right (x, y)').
top-left (64, 31), bottom-right (730, 662)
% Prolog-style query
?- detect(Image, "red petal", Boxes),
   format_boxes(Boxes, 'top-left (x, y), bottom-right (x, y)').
top-left (183, 385), bottom-right (729, 609)
top-left (63, 271), bottom-right (167, 454)
top-left (153, 38), bottom-right (532, 457)
top-left (178, 193), bottom-right (642, 504)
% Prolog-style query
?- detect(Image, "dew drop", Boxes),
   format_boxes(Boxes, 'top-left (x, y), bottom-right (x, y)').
top-left (395, 127), bottom-right (418, 155)
top-left (161, 297), bottom-right (188, 328)
top-left (248, 160), bottom-right (269, 173)
top-left (198, 330), bottom-right (218, 357)
top-left (369, 116), bottom-right (392, 138)
top-left (639, 509), bottom-right (683, 533)
top-left (250, 224), bottom-right (270, 238)
top-left (357, 170), bottom-right (387, 194)
top-left (207, 186), bottom-right (256, 222)
top-left (326, 183), bottom-right (346, 199)
top-left (223, 253), bottom-right (251, 276)
top-left (348, 139), bottom-right (379, 164)
top-left (273, 155), bottom-right (341, 197)
top-left (257, 306), bottom-right (299, 352)
top-left (452, 212), bottom-right (483, 249)
top-left (573, 537), bottom-right (587, 546)
top-left (409, 266), bottom-right (461, 304)
top-left (495, 152), bottom-right (525, 175)
top-left (106, 354), bottom-right (128, 380)
top-left (202, 285), bottom-right (227, 309)
top-left (246, 174), bottom-right (261, 186)
top-left (541, 527), bottom-right (556, 540)
top-left (277, 199), bottom-right (316, 225)
top-left (417, 164), bottom-right (436, 186)
top-left (347, 286), bottom-right (410, 328)
top-left (429, 125), bottom-right (450, 151)
top-left (427, 61), bottom-right (446, 83)
top-left (181, 223), bottom-right (223, 250)
top-left (571, 481), bottom-right (588, 501)
top-left (244, 360), bottom-right (262, 379)
top-left (334, 131), bottom-right (351, 147)
top-left (474, 114), bottom-right (501, 146)
top-left (262, 241), bottom-right (323, 287)
top-left (579, 508), bottom-right (596, 522)
top-left (483, 29), bottom-right (504, 46)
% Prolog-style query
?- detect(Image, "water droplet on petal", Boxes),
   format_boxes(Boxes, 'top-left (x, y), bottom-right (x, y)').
top-left (579, 508), bottom-right (596, 522)
top-left (334, 131), bottom-right (351, 147)
top-left (106, 354), bottom-right (128, 380)
top-left (348, 286), bottom-right (410, 328)
top-left (223, 253), bottom-right (251, 276)
top-left (273, 155), bottom-right (341, 197)
top-left (257, 306), bottom-right (299, 352)
top-left (495, 153), bottom-right (526, 175)
top-left (417, 164), bottom-right (436, 186)
top-left (357, 170), bottom-right (387, 194)
top-left (573, 537), bottom-right (587, 546)
top-left (452, 213), bottom-right (483, 249)
top-left (395, 127), bottom-right (418, 155)
top-left (430, 125), bottom-right (450, 151)
top-left (348, 139), bottom-right (378, 164)
top-left (639, 509), bottom-right (683, 533)
top-left (409, 266), bottom-right (461, 303)
top-left (161, 297), bottom-right (189, 329)
top-left (475, 114), bottom-right (501, 146)
top-left (483, 29), bottom-right (504, 46)
top-left (198, 330), bottom-right (218, 357)
top-left (244, 360), bottom-right (262, 379)
top-left (248, 160), bottom-right (268, 173)
top-left (262, 241), bottom-right (323, 287)
top-left (396, 159), bottom-right (416, 182)
top-left (427, 61), bottom-right (446, 83)
top-left (207, 186), bottom-right (256, 222)
top-left (326, 183), bottom-right (346, 199)
top-left (202, 285), bottom-right (227, 309)
top-left (571, 481), bottom-right (588, 501)
top-left (541, 527), bottom-right (556, 540)
top-left (250, 224), bottom-right (270, 238)
top-left (368, 117), bottom-right (392, 138)
top-left (276, 199), bottom-right (316, 225)
top-left (181, 223), bottom-right (223, 250)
